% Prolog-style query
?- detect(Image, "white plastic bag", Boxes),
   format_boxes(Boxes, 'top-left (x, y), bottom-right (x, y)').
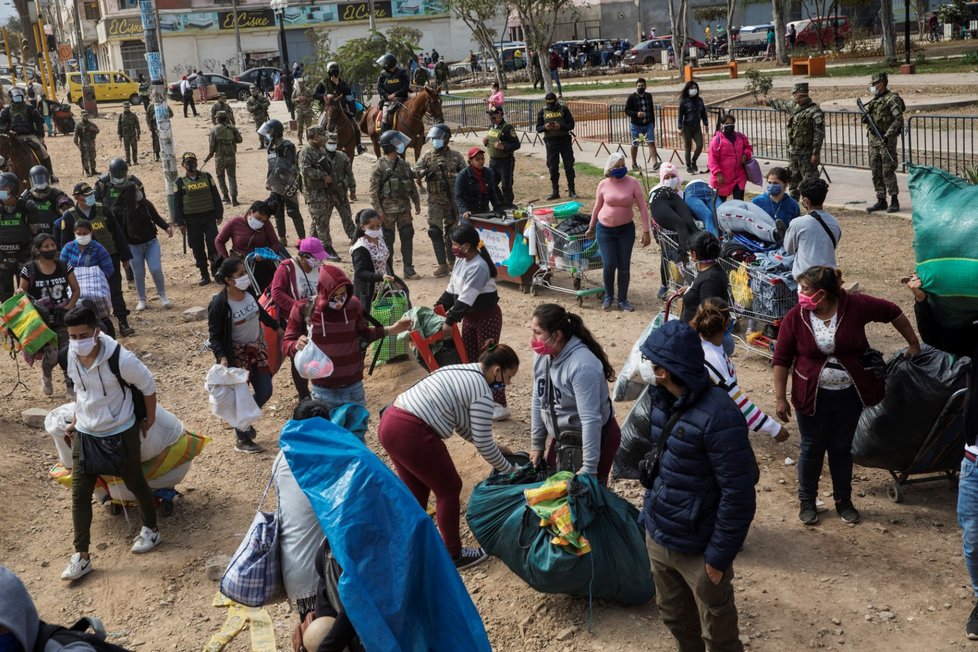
top-left (205, 364), bottom-right (262, 431)
top-left (613, 312), bottom-right (670, 402)
top-left (293, 325), bottom-right (334, 380)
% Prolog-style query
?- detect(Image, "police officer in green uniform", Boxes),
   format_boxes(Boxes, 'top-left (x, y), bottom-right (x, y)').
top-left (210, 92), bottom-right (235, 125)
top-left (73, 111), bottom-right (99, 175)
top-left (173, 152), bottom-right (223, 286)
top-left (299, 128), bottom-right (356, 260)
top-left (535, 92), bottom-right (577, 200)
top-left (762, 82), bottom-right (824, 200)
top-left (483, 106), bottom-right (521, 208)
top-left (21, 165), bottom-right (69, 238)
top-left (246, 85), bottom-right (271, 148)
top-left (0, 172), bottom-right (31, 300)
top-left (117, 102), bottom-right (141, 165)
top-left (414, 124), bottom-right (466, 277)
top-left (58, 181), bottom-right (135, 336)
top-left (864, 72), bottom-right (905, 214)
top-left (370, 130), bottom-right (421, 279)
top-left (204, 111), bottom-right (242, 206)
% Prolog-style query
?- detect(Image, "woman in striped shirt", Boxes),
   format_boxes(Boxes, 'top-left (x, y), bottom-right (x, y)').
top-left (377, 345), bottom-right (519, 570)
top-left (691, 298), bottom-right (789, 442)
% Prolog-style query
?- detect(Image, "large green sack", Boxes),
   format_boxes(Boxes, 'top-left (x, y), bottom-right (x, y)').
top-left (910, 164), bottom-right (978, 327)
top-left (369, 282), bottom-right (409, 364)
top-left (466, 471), bottom-right (654, 606)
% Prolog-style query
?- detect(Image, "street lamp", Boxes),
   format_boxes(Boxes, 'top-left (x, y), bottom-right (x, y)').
top-left (270, 0), bottom-right (289, 68)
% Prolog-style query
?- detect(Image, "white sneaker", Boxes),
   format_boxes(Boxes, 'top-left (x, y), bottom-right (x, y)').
top-left (492, 405), bottom-right (511, 421)
top-left (41, 372), bottom-right (53, 396)
top-left (61, 553), bottom-right (92, 581)
top-left (135, 300), bottom-right (147, 311)
top-left (159, 296), bottom-right (172, 308)
top-left (131, 526), bottom-right (161, 554)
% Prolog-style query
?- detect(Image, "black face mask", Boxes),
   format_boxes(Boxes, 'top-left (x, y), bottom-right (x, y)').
top-left (40, 249), bottom-right (57, 260)
top-left (488, 369), bottom-right (505, 392)
top-left (722, 124), bottom-right (735, 133)
top-left (546, 102), bottom-right (557, 109)
top-left (636, 87), bottom-right (646, 94)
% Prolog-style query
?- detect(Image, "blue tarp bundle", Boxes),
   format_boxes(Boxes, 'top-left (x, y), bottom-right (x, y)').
top-left (280, 417), bottom-right (492, 652)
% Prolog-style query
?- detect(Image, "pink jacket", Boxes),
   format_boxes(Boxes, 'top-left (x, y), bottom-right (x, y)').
top-left (487, 90), bottom-right (504, 108)
top-left (707, 130), bottom-right (753, 196)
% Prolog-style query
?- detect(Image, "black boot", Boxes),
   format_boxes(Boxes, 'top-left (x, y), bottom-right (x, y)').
top-left (118, 320), bottom-right (135, 337)
top-left (886, 195), bottom-right (900, 213)
top-left (546, 185), bottom-right (560, 201)
top-left (866, 197), bottom-right (888, 213)
top-left (567, 187), bottom-right (579, 199)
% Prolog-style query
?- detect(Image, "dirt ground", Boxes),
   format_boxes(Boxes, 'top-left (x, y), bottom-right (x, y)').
top-left (0, 97), bottom-right (971, 652)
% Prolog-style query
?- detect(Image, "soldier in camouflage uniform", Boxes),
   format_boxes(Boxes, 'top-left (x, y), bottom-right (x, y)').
top-left (246, 86), bottom-right (271, 148)
top-left (293, 82), bottom-right (313, 145)
top-left (203, 110), bottom-right (242, 206)
top-left (299, 128), bottom-right (356, 260)
top-left (73, 111), bottom-right (99, 176)
top-left (117, 102), bottom-right (141, 165)
top-left (210, 93), bottom-right (235, 125)
top-left (146, 101), bottom-right (174, 162)
top-left (413, 123), bottom-right (465, 277)
top-left (762, 82), bottom-right (824, 200)
top-left (864, 72), bottom-right (905, 213)
top-left (370, 130), bottom-right (421, 279)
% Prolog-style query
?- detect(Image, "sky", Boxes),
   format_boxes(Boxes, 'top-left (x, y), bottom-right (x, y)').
top-left (0, 0), bottom-right (14, 26)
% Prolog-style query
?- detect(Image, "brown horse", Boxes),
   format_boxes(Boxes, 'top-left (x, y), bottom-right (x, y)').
top-left (318, 96), bottom-right (358, 162)
top-left (359, 85), bottom-right (445, 162)
top-left (0, 133), bottom-right (44, 192)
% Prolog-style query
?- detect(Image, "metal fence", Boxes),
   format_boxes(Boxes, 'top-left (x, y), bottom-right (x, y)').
top-left (905, 115), bottom-right (978, 177)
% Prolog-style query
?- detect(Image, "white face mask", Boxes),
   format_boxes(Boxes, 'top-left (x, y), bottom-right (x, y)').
top-left (637, 357), bottom-right (658, 385)
top-left (662, 177), bottom-right (680, 190)
top-left (869, 85), bottom-right (878, 96)
top-left (69, 336), bottom-right (97, 357)
top-left (75, 234), bottom-right (92, 246)
top-left (304, 256), bottom-right (322, 269)
top-left (325, 144), bottom-right (337, 152)
top-left (365, 227), bottom-right (384, 239)
top-left (328, 296), bottom-right (346, 310)
top-left (689, 88), bottom-right (699, 97)
top-left (233, 275), bottom-right (251, 290)
top-left (247, 216), bottom-right (264, 231)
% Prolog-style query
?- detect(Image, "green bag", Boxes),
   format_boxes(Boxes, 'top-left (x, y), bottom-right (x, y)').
top-left (1, 292), bottom-right (57, 354)
top-left (909, 165), bottom-right (978, 327)
top-left (503, 234), bottom-right (533, 277)
top-left (370, 282), bottom-right (410, 364)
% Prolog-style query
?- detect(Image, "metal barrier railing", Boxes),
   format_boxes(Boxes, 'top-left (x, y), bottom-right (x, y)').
top-left (905, 115), bottom-right (978, 177)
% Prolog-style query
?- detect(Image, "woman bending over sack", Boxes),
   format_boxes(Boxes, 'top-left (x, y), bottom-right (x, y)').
top-left (529, 303), bottom-right (621, 485)
top-left (435, 223), bottom-right (509, 420)
top-left (773, 266), bottom-right (920, 526)
top-left (649, 161), bottom-right (697, 301)
top-left (378, 344), bottom-right (520, 570)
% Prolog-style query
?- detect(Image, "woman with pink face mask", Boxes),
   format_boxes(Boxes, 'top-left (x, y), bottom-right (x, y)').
top-left (528, 303), bottom-right (620, 485)
top-left (772, 265), bottom-right (920, 527)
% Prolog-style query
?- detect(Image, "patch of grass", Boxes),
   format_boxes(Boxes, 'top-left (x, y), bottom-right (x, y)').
top-left (826, 56), bottom-right (978, 78)
top-left (573, 162), bottom-right (608, 177)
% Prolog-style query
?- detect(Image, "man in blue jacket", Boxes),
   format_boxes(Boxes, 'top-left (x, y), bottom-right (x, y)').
top-left (639, 320), bottom-right (756, 652)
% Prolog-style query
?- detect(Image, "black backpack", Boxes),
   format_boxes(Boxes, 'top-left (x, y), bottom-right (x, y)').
top-left (107, 342), bottom-right (148, 422)
top-left (34, 617), bottom-right (133, 652)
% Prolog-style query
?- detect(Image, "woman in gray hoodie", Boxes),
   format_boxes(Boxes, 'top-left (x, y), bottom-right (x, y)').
top-left (528, 303), bottom-right (620, 484)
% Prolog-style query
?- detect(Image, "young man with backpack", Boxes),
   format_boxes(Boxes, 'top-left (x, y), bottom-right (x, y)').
top-left (61, 305), bottom-right (161, 582)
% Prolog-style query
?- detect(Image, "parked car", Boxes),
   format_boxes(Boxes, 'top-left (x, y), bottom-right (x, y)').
top-left (66, 70), bottom-right (140, 105)
top-left (736, 24), bottom-right (774, 55)
top-left (234, 67), bottom-right (282, 88)
top-left (624, 39), bottom-right (672, 66)
top-left (787, 15), bottom-right (851, 48)
top-left (167, 73), bottom-right (252, 101)
top-left (663, 35), bottom-right (709, 58)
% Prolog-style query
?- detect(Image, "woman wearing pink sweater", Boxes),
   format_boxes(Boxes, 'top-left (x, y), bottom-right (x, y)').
top-left (486, 81), bottom-right (504, 110)
top-left (586, 153), bottom-right (651, 311)
top-left (707, 113), bottom-right (753, 200)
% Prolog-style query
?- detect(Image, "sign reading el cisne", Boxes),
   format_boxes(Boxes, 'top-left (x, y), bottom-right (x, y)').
top-left (219, 10), bottom-right (274, 30)
top-left (106, 17), bottom-right (144, 38)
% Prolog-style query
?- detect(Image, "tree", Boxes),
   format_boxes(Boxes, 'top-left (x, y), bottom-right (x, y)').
top-left (723, 0), bottom-right (739, 61)
top-left (304, 26), bottom-right (422, 102)
top-left (692, 5), bottom-right (727, 24)
top-left (667, 0), bottom-right (690, 74)
top-left (442, 0), bottom-right (506, 87)
top-left (879, 0), bottom-right (896, 60)
top-left (771, 0), bottom-right (790, 64)
top-left (506, 0), bottom-right (572, 94)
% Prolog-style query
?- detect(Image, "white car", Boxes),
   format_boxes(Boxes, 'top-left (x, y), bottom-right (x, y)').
top-left (736, 24), bottom-right (773, 55)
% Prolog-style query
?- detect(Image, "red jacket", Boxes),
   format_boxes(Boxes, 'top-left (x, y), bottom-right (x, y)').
top-left (772, 290), bottom-right (903, 416)
top-left (281, 265), bottom-right (384, 388)
top-left (707, 130), bottom-right (752, 196)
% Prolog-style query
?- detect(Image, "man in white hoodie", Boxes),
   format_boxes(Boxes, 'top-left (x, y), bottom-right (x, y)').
top-left (61, 304), bottom-right (160, 582)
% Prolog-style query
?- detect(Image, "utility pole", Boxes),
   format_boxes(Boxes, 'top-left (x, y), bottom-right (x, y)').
top-left (138, 0), bottom-right (178, 218)
top-left (230, 0), bottom-right (244, 74)
top-left (71, 0), bottom-right (97, 115)
top-left (368, 0), bottom-right (376, 32)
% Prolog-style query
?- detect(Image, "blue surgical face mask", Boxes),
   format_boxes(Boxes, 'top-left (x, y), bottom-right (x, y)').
top-left (84, 194), bottom-right (96, 206)
top-left (610, 166), bottom-right (628, 179)
top-left (0, 191), bottom-right (9, 201)
top-left (432, 138), bottom-right (445, 150)
top-left (767, 183), bottom-right (783, 196)
top-left (489, 369), bottom-right (506, 392)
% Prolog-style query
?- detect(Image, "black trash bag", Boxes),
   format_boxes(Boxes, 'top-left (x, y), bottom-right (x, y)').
top-left (852, 344), bottom-right (970, 471)
top-left (612, 385), bottom-right (654, 480)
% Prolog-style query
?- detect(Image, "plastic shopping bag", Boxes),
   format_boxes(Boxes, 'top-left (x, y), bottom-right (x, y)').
top-left (503, 234), bottom-right (534, 277)
top-left (205, 364), bottom-right (262, 431)
top-left (293, 326), bottom-right (335, 379)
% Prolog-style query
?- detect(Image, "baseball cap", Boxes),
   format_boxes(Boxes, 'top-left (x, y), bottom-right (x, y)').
top-left (182, 152), bottom-right (198, 163)
top-left (467, 146), bottom-right (485, 159)
top-left (73, 182), bottom-right (94, 195)
top-left (298, 237), bottom-right (328, 261)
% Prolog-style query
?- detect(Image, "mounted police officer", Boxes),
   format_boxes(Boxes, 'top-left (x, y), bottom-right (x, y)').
top-left (204, 110), bottom-right (242, 206)
top-left (173, 152), bottom-right (223, 286)
top-left (118, 101), bottom-right (141, 165)
top-left (370, 130), bottom-right (421, 279)
top-left (210, 92), bottom-right (235, 125)
top-left (73, 110), bottom-right (99, 175)
top-left (864, 72), bottom-right (905, 214)
top-left (21, 165), bottom-right (68, 238)
top-left (376, 53), bottom-right (411, 134)
top-left (414, 123), bottom-right (465, 277)
top-left (762, 82), bottom-right (824, 200)
top-left (300, 127), bottom-right (356, 260)
top-left (483, 106), bottom-right (521, 208)
top-left (0, 172), bottom-right (31, 300)
top-left (0, 87), bottom-right (51, 174)
top-left (260, 118), bottom-right (305, 244)
top-left (535, 91), bottom-right (577, 200)
top-left (316, 61), bottom-right (365, 153)
top-left (246, 85), bottom-right (271, 148)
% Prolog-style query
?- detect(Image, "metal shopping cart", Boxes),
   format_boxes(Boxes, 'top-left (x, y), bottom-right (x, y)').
top-left (719, 256), bottom-right (798, 358)
top-left (654, 228), bottom-right (696, 293)
top-left (529, 216), bottom-right (605, 307)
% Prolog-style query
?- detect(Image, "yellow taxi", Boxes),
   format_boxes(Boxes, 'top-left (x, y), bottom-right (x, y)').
top-left (66, 70), bottom-right (141, 105)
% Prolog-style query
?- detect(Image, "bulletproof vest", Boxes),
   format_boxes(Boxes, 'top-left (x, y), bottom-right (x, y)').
top-left (870, 91), bottom-right (904, 135)
top-left (301, 145), bottom-right (330, 191)
top-left (542, 107), bottom-right (568, 138)
top-left (0, 204), bottom-right (31, 255)
top-left (24, 192), bottom-right (59, 236)
top-left (180, 173), bottom-right (216, 215)
top-left (10, 104), bottom-right (34, 134)
top-left (486, 123), bottom-right (512, 159)
top-left (379, 158), bottom-right (412, 198)
top-left (214, 124), bottom-right (238, 157)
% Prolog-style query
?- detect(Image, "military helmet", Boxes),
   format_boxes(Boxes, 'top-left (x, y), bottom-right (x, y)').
top-left (377, 53), bottom-right (397, 70)
top-left (306, 126), bottom-right (325, 140)
top-left (792, 82), bottom-right (809, 94)
top-left (379, 129), bottom-right (411, 154)
top-left (0, 171), bottom-right (19, 190)
top-left (258, 119), bottom-right (284, 140)
top-left (108, 158), bottom-right (129, 184)
top-left (250, 85), bottom-right (259, 94)
top-left (28, 165), bottom-right (49, 190)
top-left (326, 61), bottom-right (340, 75)
top-left (425, 124), bottom-right (452, 143)
top-left (218, 92), bottom-right (227, 99)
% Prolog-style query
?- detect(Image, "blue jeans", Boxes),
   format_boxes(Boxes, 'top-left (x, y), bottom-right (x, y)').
top-left (129, 239), bottom-right (167, 302)
top-left (959, 457), bottom-right (978, 597)
top-left (311, 381), bottom-right (367, 441)
top-left (795, 386), bottom-right (863, 503)
top-left (549, 69), bottom-right (562, 95)
top-left (236, 367), bottom-right (273, 442)
top-left (596, 222), bottom-right (635, 303)
top-left (43, 115), bottom-right (53, 136)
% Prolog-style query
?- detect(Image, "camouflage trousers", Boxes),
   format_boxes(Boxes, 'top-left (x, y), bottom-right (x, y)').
top-left (869, 137), bottom-right (899, 199)
top-left (123, 136), bottom-right (138, 164)
top-left (381, 209), bottom-right (416, 273)
top-left (296, 112), bottom-right (312, 143)
top-left (79, 143), bottom-right (96, 174)
top-left (307, 194), bottom-right (355, 248)
top-left (426, 199), bottom-right (457, 266)
top-left (215, 157), bottom-right (238, 202)
top-left (787, 149), bottom-right (820, 199)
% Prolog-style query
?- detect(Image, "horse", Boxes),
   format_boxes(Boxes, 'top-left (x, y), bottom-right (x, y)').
top-left (359, 85), bottom-right (445, 162)
top-left (0, 133), bottom-right (45, 192)
top-left (318, 95), bottom-right (358, 162)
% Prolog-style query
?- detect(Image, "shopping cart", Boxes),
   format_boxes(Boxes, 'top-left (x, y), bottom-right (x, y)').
top-left (719, 257), bottom-right (798, 358)
top-left (529, 216), bottom-right (605, 307)
top-left (655, 228), bottom-right (696, 293)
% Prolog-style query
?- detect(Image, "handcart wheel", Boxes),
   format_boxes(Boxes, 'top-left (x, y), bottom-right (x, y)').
top-left (521, 283), bottom-right (529, 294)
top-left (573, 277), bottom-right (582, 290)
top-left (887, 482), bottom-right (903, 504)
top-left (576, 296), bottom-right (584, 307)
top-left (108, 503), bottom-right (124, 516)
top-left (160, 500), bottom-right (175, 517)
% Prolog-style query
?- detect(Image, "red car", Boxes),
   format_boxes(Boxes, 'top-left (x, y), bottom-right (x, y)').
top-left (787, 16), bottom-right (851, 48)
top-left (663, 35), bottom-right (709, 58)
